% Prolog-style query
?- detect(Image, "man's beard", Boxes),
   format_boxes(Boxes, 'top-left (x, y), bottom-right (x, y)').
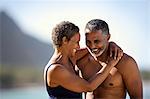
top-left (94, 49), bottom-right (105, 57)
top-left (88, 46), bottom-right (106, 59)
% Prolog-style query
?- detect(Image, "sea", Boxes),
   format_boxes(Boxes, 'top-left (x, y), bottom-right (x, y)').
top-left (1, 81), bottom-right (150, 99)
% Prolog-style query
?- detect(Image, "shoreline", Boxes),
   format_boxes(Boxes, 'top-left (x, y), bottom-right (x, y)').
top-left (1, 80), bottom-right (150, 91)
top-left (143, 80), bottom-right (150, 86)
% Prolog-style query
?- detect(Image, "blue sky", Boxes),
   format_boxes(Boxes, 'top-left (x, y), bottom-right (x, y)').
top-left (0, 0), bottom-right (150, 69)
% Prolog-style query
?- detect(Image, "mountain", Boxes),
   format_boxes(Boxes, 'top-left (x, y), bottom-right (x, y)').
top-left (0, 11), bottom-right (54, 68)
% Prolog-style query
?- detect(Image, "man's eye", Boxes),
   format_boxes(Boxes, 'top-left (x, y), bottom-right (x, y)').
top-left (94, 40), bottom-right (100, 44)
top-left (86, 40), bottom-right (91, 44)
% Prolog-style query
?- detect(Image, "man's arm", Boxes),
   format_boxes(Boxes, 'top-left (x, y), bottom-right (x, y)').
top-left (119, 54), bottom-right (143, 99)
top-left (75, 48), bottom-right (89, 61)
top-left (75, 42), bottom-right (123, 62)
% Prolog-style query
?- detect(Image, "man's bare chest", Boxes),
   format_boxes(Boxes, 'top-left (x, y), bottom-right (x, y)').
top-left (100, 67), bottom-right (123, 88)
top-left (82, 62), bottom-right (124, 88)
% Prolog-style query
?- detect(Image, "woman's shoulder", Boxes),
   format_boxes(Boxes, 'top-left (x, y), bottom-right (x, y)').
top-left (45, 63), bottom-right (66, 86)
top-left (46, 63), bottom-right (64, 74)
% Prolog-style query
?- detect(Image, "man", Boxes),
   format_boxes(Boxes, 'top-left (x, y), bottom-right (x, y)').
top-left (77, 19), bottom-right (143, 99)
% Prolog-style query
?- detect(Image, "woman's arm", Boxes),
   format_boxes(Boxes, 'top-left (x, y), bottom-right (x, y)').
top-left (75, 42), bottom-right (123, 62)
top-left (47, 57), bottom-right (120, 93)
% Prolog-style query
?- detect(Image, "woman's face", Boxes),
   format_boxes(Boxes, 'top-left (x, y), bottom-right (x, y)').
top-left (67, 33), bottom-right (80, 57)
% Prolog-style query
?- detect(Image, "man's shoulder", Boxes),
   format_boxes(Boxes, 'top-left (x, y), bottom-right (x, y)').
top-left (117, 53), bottom-right (138, 72)
top-left (76, 53), bottom-right (97, 70)
top-left (120, 53), bottom-right (136, 64)
top-left (77, 52), bottom-right (91, 62)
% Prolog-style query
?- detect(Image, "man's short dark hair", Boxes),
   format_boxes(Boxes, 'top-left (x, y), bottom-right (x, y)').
top-left (85, 19), bottom-right (109, 35)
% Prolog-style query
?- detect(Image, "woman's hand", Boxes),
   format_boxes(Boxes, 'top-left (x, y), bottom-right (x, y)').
top-left (107, 56), bottom-right (121, 67)
top-left (109, 42), bottom-right (123, 60)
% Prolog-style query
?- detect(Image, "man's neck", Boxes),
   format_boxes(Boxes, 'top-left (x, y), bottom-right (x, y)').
top-left (97, 46), bottom-right (109, 63)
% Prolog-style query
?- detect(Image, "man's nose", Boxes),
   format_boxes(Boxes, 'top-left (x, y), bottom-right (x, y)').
top-left (90, 43), bottom-right (96, 49)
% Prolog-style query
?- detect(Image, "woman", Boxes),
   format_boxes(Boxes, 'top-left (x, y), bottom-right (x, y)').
top-left (44, 21), bottom-right (122, 98)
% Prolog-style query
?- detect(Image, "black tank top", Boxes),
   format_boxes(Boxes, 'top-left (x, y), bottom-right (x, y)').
top-left (45, 64), bottom-right (82, 99)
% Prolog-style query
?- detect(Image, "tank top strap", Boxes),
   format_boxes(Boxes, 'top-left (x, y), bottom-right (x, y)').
top-left (45, 63), bottom-right (57, 87)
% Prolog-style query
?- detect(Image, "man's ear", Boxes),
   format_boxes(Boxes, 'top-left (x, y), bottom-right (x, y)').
top-left (62, 36), bottom-right (68, 44)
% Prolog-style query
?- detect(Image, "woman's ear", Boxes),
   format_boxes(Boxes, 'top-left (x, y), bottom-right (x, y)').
top-left (62, 36), bottom-right (68, 44)
top-left (107, 34), bottom-right (111, 41)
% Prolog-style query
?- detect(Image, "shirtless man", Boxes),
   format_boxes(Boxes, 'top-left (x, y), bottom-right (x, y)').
top-left (77, 19), bottom-right (143, 99)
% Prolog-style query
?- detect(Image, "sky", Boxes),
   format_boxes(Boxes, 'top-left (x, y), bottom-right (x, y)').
top-left (0, 0), bottom-right (150, 69)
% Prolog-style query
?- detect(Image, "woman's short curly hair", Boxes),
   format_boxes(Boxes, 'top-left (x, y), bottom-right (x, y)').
top-left (52, 21), bottom-right (79, 47)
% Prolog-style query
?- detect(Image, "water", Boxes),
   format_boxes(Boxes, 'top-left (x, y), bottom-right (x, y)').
top-left (1, 82), bottom-right (150, 99)
top-left (1, 86), bottom-right (48, 99)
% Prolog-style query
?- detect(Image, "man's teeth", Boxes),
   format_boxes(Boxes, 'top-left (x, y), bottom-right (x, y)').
top-left (92, 49), bottom-right (98, 52)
